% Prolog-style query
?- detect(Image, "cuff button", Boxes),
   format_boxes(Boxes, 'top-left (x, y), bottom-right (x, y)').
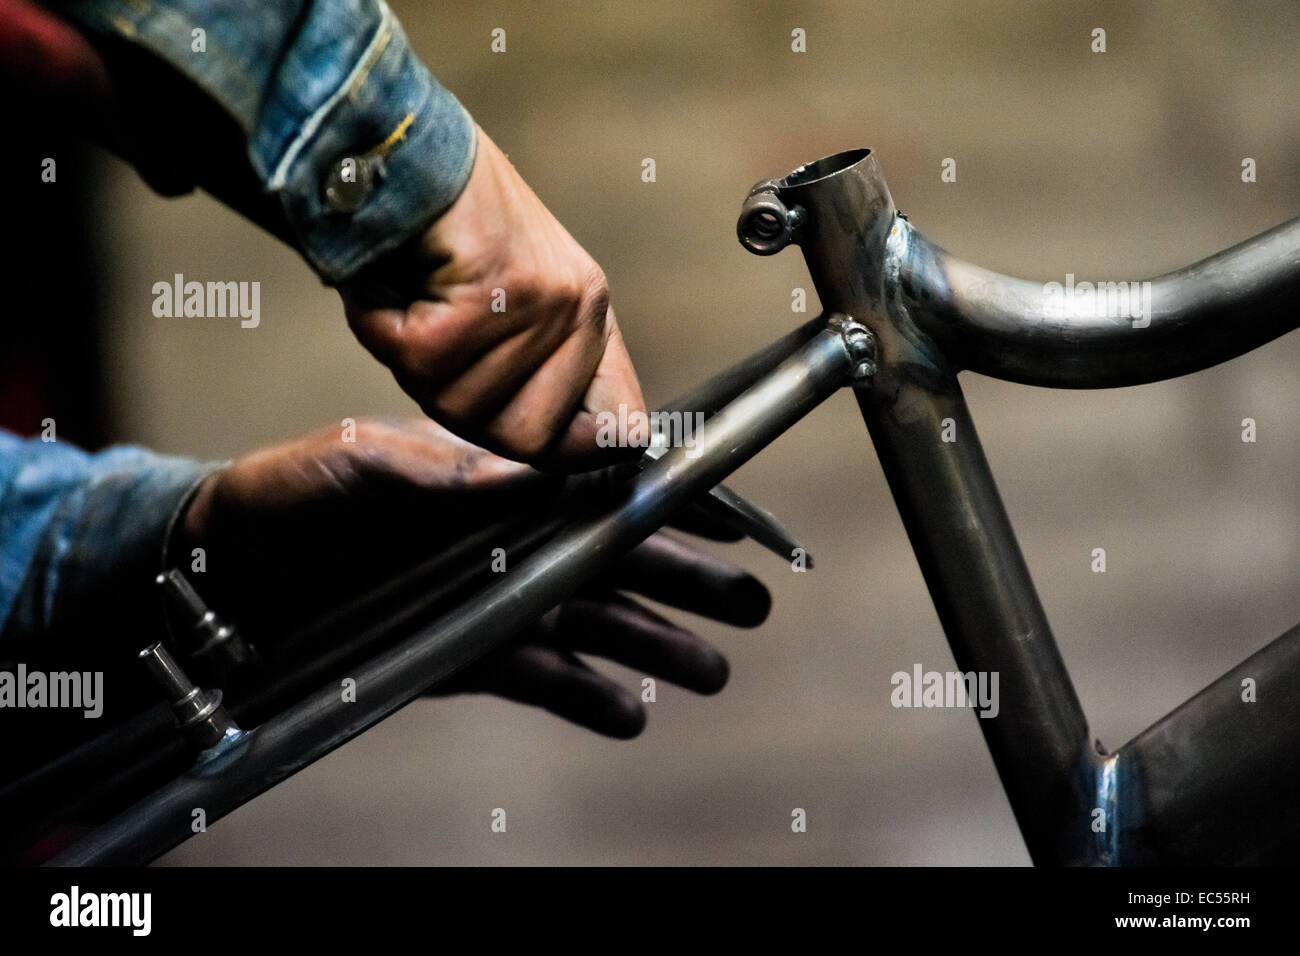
top-left (324, 155), bottom-right (374, 213)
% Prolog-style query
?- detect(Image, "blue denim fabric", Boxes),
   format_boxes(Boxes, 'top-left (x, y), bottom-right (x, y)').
top-left (0, 2), bottom-right (475, 647)
top-left (54, 0), bottom-right (477, 282)
top-left (0, 431), bottom-right (215, 649)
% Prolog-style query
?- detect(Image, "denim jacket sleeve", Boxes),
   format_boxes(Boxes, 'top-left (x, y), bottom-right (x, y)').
top-left (0, 431), bottom-right (217, 659)
top-left (48, 0), bottom-right (478, 283)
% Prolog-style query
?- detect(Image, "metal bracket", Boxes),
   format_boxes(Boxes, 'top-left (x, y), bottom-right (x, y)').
top-left (736, 180), bottom-right (804, 255)
top-left (829, 314), bottom-right (877, 384)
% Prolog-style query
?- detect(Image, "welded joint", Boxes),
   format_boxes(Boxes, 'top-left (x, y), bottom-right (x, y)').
top-left (829, 313), bottom-right (877, 384)
top-left (880, 216), bottom-right (950, 376)
top-left (1093, 749), bottom-right (1123, 865)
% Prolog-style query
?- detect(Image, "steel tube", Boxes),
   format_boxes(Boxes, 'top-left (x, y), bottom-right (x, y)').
top-left (853, 379), bottom-right (1099, 865)
top-left (16, 314), bottom-right (836, 853)
top-left (893, 216), bottom-right (1300, 388)
top-left (766, 147), bottom-right (1099, 864)
top-left (1114, 621), bottom-right (1300, 865)
top-left (49, 328), bottom-right (853, 866)
top-left (661, 312), bottom-right (829, 417)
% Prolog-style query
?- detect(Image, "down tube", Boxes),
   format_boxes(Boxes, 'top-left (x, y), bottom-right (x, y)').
top-left (49, 330), bottom-right (854, 867)
top-left (853, 375), bottom-right (1099, 865)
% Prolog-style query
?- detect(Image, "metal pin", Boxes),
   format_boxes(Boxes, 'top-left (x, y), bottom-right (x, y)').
top-left (156, 569), bottom-right (258, 677)
top-left (138, 643), bottom-right (240, 751)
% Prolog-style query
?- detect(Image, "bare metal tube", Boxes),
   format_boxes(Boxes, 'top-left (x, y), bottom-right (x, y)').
top-left (893, 215), bottom-right (1300, 388)
top-left (663, 312), bottom-right (829, 416)
top-left (48, 328), bottom-right (853, 866)
top-left (742, 146), bottom-right (1300, 863)
top-left (761, 148), bottom-right (1099, 864)
top-left (1113, 621), bottom-right (1300, 865)
top-left (8, 322), bottom-right (838, 844)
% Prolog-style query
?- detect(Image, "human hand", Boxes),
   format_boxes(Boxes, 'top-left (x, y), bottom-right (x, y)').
top-left (177, 417), bottom-right (770, 736)
top-left (340, 127), bottom-right (645, 470)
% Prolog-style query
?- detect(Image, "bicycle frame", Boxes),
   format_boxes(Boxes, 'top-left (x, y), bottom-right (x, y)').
top-left (51, 148), bottom-right (1300, 866)
top-left (752, 148), bottom-right (1300, 865)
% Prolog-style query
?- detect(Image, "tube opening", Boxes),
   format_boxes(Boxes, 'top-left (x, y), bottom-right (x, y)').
top-left (779, 148), bottom-right (872, 188)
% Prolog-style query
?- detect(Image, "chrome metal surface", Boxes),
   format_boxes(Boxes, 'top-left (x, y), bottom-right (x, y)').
top-left (739, 145), bottom-right (1299, 865)
top-left (751, 148), bottom-right (1098, 864)
top-left (893, 212), bottom-right (1300, 388)
top-left (138, 643), bottom-right (240, 752)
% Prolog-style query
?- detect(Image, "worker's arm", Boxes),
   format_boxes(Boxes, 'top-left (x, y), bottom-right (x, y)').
top-left (21, 0), bottom-right (645, 466)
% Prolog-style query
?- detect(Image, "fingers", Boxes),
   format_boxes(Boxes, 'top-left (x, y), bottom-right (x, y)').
top-left (341, 417), bottom-right (551, 496)
top-left (449, 644), bottom-right (647, 739)
top-left (403, 507), bottom-right (769, 741)
top-left (342, 124), bottom-right (649, 469)
top-left (429, 320), bottom-right (576, 425)
top-left (554, 594), bottom-right (730, 694)
top-left (212, 417), bottom-right (557, 523)
top-left (668, 501), bottom-right (745, 541)
top-left (348, 287), bottom-right (644, 471)
top-left (599, 532), bottom-right (772, 627)
top-left (296, 418), bottom-right (566, 572)
top-left (537, 311), bottom-right (646, 469)
top-left (477, 302), bottom-right (615, 462)
top-left (188, 417), bottom-right (568, 628)
top-left (344, 296), bottom-right (522, 389)
top-left (427, 590), bottom-right (735, 737)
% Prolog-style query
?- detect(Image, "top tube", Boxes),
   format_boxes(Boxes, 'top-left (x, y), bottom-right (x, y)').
top-left (891, 214), bottom-right (1300, 388)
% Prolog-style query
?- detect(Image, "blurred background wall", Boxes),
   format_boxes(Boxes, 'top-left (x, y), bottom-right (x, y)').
top-left (72, 0), bottom-right (1300, 863)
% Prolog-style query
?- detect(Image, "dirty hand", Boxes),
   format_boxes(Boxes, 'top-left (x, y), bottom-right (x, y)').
top-left (177, 417), bottom-right (771, 737)
top-left (340, 127), bottom-right (646, 470)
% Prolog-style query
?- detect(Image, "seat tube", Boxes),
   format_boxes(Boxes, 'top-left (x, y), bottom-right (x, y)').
top-left (756, 150), bottom-right (1103, 864)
